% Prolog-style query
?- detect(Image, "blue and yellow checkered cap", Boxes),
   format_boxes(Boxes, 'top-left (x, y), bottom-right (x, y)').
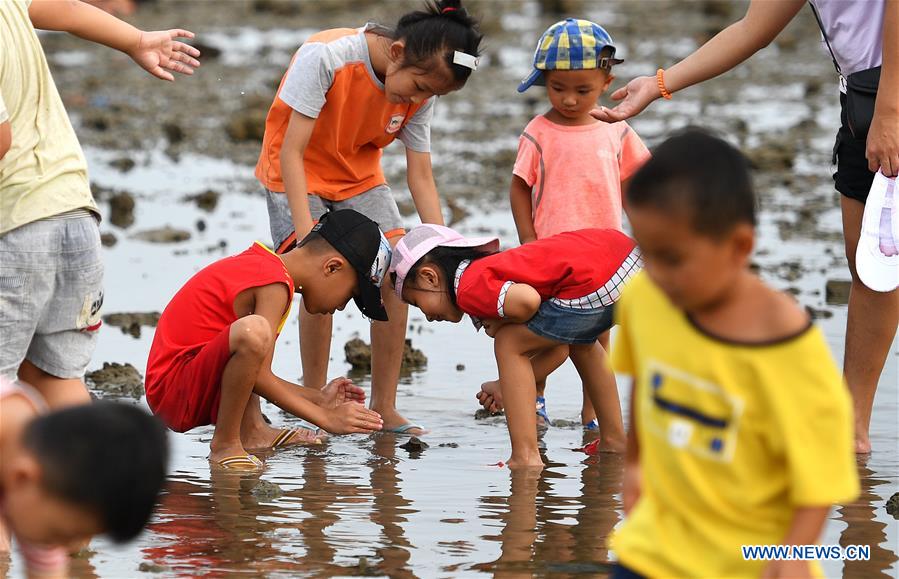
top-left (518, 18), bottom-right (622, 93)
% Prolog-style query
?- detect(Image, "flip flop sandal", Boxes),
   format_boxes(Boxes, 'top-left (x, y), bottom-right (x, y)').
top-left (584, 418), bottom-right (600, 431)
top-left (271, 427), bottom-right (321, 448)
top-left (213, 453), bottom-right (264, 471)
top-left (536, 396), bottom-right (552, 427)
top-left (386, 423), bottom-right (426, 435)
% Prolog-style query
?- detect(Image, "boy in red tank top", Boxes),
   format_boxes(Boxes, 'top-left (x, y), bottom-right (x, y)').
top-left (146, 210), bottom-right (387, 470)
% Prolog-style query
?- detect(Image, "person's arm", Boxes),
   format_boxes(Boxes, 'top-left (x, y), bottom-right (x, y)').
top-left (247, 284), bottom-right (383, 434)
top-left (592, 0), bottom-right (805, 122)
top-left (28, 0), bottom-right (199, 82)
top-left (501, 284), bottom-right (541, 323)
top-left (406, 149), bottom-right (445, 225)
top-left (0, 122), bottom-right (10, 161)
top-left (281, 111), bottom-right (317, 239)
top-left (510, 175), bottom-right (537, 244)
top-left (867, 0), bottom-right (899, 177)
top-left (760, 506), bottom-right (830, 579)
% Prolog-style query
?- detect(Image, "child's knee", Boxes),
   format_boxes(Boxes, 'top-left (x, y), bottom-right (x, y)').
top-left (231, 315), bottom-right (273, 357)
top-left (569, 342), bottom-right (602, 361)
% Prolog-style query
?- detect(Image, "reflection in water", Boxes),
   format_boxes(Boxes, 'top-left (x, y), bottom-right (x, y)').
top-left (143, 437), bottom-right (420, 577)
top-left (838, 458), bottom-right (899, 579)
top-left (475, 438), bottom-right (624, 578)
top-left (127, 431), bottom-right (899, 578)
top-left (368, 435), bottom-right (416, 579)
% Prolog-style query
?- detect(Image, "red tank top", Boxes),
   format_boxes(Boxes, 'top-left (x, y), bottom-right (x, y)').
top-left (146, 243), bottom-right (294, 390)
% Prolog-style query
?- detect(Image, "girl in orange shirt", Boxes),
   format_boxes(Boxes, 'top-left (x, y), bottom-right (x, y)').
top-left (256, 0), bottom-right (483, 434)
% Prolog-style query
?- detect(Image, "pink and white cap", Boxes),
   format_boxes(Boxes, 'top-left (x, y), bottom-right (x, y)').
top-left (390, 224), bottom-right (499, 298)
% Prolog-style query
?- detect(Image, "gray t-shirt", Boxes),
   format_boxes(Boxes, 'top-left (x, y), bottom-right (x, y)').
top-left (278, 24), bottom-right (434, 153)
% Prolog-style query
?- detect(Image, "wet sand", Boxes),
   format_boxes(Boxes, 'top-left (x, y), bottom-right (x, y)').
top-left (5, 0), bottom-right (896, 577)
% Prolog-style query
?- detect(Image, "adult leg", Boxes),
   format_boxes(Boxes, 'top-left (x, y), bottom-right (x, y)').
top-left (569, 341), bottom-right (625, 452)
top-left (494, 324), bottom-right (561, 468)
top-left (370, 235), bottom-right (417, 433)
top-left (841, 196), bottom-right (899, 453)
top-left (209, 315), bottom-right (273, 463)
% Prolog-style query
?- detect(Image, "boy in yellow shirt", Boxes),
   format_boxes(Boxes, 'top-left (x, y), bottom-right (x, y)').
top-left (0, 0), bottom-right (199, 409)
top-left (609, 130), bottom-right (859, 578)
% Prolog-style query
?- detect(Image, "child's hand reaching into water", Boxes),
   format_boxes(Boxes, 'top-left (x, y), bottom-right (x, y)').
top-left (476, 380), bottom-right (503, 413)
top-left (322, 402), bottom-right (383, 434)
top-left (321, 377), bottom-right (366, 408)
top-left (128, 29), bottom-right (201, 81)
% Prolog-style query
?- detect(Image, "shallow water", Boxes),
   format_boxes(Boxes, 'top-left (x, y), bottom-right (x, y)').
top-left (7, 1), bottom-right (898, 576)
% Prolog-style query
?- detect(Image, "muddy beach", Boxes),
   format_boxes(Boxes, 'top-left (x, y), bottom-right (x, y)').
top-left (7, 0), bottom-right (897, 577)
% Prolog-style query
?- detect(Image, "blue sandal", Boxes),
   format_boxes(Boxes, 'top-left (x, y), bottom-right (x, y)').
top-left (536, 396), bottom-right (552, 427)
top-left (584, 418), bottom-right (600, 431)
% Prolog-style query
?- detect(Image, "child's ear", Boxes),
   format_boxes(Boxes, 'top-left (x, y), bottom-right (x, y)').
top-left (602, 72), bottom-right (615, 93)
top-left (323, 256), bottom-right (346, 276)
top-left (389, 40), bottom-right (406, 63)
top-left (417, 265), bottom-right (441, 289)
top-left (730, 224), bottom-right (755, 264)
top-left (11, 455), bottom-right (42, 490)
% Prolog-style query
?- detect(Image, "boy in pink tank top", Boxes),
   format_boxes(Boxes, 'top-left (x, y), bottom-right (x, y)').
top-left (482, 19), bottom-right (650, 431)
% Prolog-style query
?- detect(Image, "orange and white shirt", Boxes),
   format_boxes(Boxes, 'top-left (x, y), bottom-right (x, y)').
top-left (255, 24), bottom-right (434, 201)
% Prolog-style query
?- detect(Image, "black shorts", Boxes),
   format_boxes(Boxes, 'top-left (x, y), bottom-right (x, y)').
top-left (833, 92), bottom-right (876, 204)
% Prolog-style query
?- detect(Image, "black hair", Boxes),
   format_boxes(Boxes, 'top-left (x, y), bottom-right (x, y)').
top-left (22, 402), bottom-right (169, 543)
top-left (392, 0), bottom-right (483, 85)
top-left (398, 245), bottom-right (496, 304)
top-left (626, 128), bottom-right (757, 238)
top-left (296, 230), bottom-right (332, 254)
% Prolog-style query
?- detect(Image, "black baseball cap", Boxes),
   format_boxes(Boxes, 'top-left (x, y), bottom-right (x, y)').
top-left (312, 209), bottom-right (391, 321)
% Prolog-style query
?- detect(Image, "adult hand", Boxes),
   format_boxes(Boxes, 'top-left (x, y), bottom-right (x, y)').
top-left (591, 75), bottom-right (660, 123)
top-left (129, 29), bottom-right (200, 81)
top-left (866, 110), bottom-right (899, 177)
top-left (321, 376), bottom-right (366, 408)
top-left (323, 402), bottom-right (383, 434)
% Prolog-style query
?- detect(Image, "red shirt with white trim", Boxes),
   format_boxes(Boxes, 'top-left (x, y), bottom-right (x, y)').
top-left (146, 243), bottom-right (294, 400)
top-left (455, 229), bottom-right (639, 321)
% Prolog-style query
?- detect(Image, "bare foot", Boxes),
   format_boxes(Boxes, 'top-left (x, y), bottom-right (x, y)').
top-left (855, 433), bottom-right (872, 454)
top-left (376, 408), bottom-right (426, 436)
top-left (506, 451), bottom-right (545, 469)
top-left (597, 436), bottom-right (627, 454)
top-left (477, 380), bottom-right (503, 411)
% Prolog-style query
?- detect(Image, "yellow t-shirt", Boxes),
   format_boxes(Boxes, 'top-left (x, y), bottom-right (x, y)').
top-left (0, 0), bottom-right (96, 235)
top-left (610, 273), bottom-right (859, 578)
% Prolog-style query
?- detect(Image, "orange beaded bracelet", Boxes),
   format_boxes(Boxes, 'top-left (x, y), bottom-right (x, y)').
top-left (656, 68), bottom-right (673, 100)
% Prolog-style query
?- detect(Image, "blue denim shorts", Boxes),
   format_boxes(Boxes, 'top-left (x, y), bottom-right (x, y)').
top-left (526, 300), bottom-right (615, 345)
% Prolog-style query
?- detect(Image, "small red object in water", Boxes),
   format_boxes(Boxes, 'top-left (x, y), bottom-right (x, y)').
top-left (491, 461), bottom-right (505, 467)
top-left (581, 439), bottom-right (601, 455)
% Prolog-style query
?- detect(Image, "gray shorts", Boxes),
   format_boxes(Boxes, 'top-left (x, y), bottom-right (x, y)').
top-left (265, 185), bottom-right (404, 253)
top-left (0, 211), bottom-right (104, 380)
